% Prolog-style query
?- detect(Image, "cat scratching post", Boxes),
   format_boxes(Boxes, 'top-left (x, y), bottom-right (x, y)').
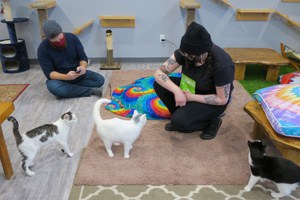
top-left (30, 1), bottom-right (56, 40)
top-left (180, 0), bottom-right (201, 29)
top-left (101, 29), bottom-right (121, 70)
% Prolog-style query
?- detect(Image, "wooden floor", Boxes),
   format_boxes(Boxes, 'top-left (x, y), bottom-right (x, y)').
top-left (0, 63), bottom-right (159, 200)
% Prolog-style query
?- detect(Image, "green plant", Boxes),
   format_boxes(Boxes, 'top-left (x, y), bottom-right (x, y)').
top-left (239, 64), bottom-right (296, 95)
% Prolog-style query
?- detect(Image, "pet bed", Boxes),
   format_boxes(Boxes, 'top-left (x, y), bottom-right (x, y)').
top-left (105, 73), bottom-right (181, 119)
top-left (253, 84), bottom-right (300, 138)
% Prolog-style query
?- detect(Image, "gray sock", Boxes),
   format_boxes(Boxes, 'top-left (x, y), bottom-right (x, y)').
top-left (90, 88), bottom-right (103, 97)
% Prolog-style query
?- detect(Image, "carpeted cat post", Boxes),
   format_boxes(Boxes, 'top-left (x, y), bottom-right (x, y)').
top-left (0, 0), bottom-right (30, 73)
top-left (100, 29), bottom-right (121, 70)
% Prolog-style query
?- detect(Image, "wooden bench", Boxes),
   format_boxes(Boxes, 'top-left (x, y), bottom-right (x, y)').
top-left (224, 48), bottom-right (290, 81)
top-left (0, 102), bottom-right (14, 179)
top-left (244, 100), bottom-right (300, 166)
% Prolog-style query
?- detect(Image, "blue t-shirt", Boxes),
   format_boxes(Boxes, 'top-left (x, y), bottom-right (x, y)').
top-left (37, 33), bottom-right (88, 79)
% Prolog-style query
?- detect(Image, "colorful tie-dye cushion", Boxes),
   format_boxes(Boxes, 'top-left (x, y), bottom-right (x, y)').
top-left (279, 71), bottom-right (300, 84)
top-left (253, 84), bottom-right (300, 138)
top-left (105, 73), bottom-right (181, 120)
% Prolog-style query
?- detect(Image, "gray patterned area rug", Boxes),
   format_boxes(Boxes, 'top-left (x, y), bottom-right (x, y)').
top-left (69, 184), bottom-right (300, 200)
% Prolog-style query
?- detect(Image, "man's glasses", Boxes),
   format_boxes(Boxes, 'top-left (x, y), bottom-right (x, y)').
top-left (178, 50), bottom-right (196, 61)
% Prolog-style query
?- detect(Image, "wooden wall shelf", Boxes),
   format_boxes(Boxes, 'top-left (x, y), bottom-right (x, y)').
top-left (236, 9), bottom-right (273, 21)
top-left (30, 1), bottom-right (57, 39)
top-left (211, 1), bottom-right (300, 32)
top-left (180, 0), bottom-right (201, 9)
top-left (273, 11), bottom-right (300, 29)
top-left (30, 1), bottom-right (56, 9)
top-left (99, 16), bottom-right (135, 28)
top-left (73, 20), bottom-right (94, 35)
top-left (216, 0), bottom-right (235, 8)
top-left (282, 0), bottom-right (300, 2)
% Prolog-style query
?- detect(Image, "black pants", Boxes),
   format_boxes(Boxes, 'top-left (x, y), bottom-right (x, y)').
top-left (153, 77), bottom-right (230, 133)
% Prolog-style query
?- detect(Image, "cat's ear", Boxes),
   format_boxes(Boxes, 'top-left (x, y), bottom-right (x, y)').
top-left (247, 141), bottom-right (252, 147)
top-left (142, 114), bottom-right (147, 120)
top-left (132, 110), bottom-right (138, 118)
top-left (66, 107), bottom-right (72, 113)
top-left (261, 141), bottom-right (267, 149)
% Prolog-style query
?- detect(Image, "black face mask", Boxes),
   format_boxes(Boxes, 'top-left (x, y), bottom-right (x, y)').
top-left (185, 56), bottom-right (197, 66)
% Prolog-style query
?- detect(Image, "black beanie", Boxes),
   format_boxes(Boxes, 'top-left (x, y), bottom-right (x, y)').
top-left (180, 22), bottom-right (213, 55)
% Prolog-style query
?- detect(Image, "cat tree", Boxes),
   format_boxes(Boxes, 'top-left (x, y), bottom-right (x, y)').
top-left (0, 0), bottom-right (30, 73)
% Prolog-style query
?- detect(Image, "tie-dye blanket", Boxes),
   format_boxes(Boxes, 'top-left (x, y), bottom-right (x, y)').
top-left (105, 73), bottom-right (181, 119)
top-left (253, 84), bottom-right (300, 137)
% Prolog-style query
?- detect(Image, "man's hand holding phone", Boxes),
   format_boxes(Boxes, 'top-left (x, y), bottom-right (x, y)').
top-left (76, 66), bottom-right (86, 75)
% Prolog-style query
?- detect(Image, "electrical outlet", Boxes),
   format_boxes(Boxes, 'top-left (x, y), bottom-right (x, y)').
top-left (160, 34), bottom-right (165, 42)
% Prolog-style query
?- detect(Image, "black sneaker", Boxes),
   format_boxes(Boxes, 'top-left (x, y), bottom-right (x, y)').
top-left (164, 123), bottom-right (176, 131)
top-left (200, 117), bottom-right (222, 140)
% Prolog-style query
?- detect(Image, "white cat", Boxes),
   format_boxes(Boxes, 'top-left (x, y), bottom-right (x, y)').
top-left (244, 141), bottom-right (300, 198)
top-left (93, 98), bottom-right (147, 158)
top-left (7, 110), bottom-right (77, 176)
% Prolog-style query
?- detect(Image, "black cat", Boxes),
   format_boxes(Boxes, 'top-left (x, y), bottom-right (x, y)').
top-left (244, 140), bottom-right (300, 198)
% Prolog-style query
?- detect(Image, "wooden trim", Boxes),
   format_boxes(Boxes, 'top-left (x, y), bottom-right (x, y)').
top-left (180, 0), bottom-right (201, 9)
top-left (236, 9), bottom-right (273, 21)
top-left (273, 11), bottom-right (300, 29)
top-left (73, 20), bottom-right (94, 35)
top-left (99, 16), bottom-right (135, 28)
top-left (30, 1), bottom-right (56, 9)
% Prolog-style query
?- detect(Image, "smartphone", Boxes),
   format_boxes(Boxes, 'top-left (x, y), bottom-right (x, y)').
top-left (75, 69), bottom-right (81, 74)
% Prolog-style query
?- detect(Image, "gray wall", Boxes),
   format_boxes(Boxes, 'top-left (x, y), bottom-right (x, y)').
top-left (0, 0), bottom-right (300, 60)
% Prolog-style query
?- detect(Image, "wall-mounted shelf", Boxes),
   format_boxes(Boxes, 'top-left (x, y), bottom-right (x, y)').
top-left (179, 0), bottom-right (201, 29)
top-left (236, 9), bottom-right (273, 21)
top-left (216, 0), bottom-right (235, 8)
top-left (99, 16), bottom-right (135, 28)
top-left (73, 20), bottom-right (94, 35)
top-left (211, 1), bottom-right (300, 32)
top-left (30, 1), bottom-right (56, 9)
top-left (282, 0), bottom-right (300, 2)
top-left (273, 10), bottom-right (300, 29)
top-left (29, 1), bottom-right (57, 39)
top-left (180, 0), bottom-right (201, 9)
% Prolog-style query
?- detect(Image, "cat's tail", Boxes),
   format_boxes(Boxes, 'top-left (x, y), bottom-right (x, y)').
top-left (93, 98), bottom-right (111, 123)
top-left (7, 116), bottom-right (23, 146)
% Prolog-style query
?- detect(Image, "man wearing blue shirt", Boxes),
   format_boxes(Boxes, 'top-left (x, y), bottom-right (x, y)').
top-left (37, 20), bottom-right (104, 99)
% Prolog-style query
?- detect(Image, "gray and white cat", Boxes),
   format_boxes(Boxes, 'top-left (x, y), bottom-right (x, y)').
top-left (7, 110), bottom-right (77, 176)
top-left (244, 140), bottom-right (300, 198)
top-left (93, 98), bottom-right (147, 158)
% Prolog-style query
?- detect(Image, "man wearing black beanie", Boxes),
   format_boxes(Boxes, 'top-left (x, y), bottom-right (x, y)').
top-left (153, 22), bottom-right (234, 140)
